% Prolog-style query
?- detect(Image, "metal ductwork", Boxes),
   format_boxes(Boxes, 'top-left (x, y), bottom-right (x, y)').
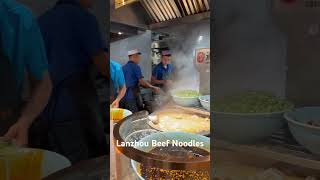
top-left (140, 0), bottom-right (210, 23)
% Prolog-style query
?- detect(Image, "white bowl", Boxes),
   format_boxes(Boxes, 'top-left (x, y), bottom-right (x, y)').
top-left (41, 149), bottom-right (71, 178)
top-left (199, 95), bottom-right (210, 111)
top-left (0, 148), bottom-right (71, 179)
top-left (171, 91), bottom-right (200, 107)
top-left (110, 108), bottom-right (132, 122)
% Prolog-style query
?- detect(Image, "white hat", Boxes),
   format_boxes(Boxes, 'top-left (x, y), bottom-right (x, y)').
top-left (128, 49), bottom-right (141, 56)
top-left (161, 50), bottom-right (171, 56)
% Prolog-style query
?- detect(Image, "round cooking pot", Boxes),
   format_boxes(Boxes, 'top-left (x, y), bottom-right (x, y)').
top-left (113, 111), bottom-right (210, 170)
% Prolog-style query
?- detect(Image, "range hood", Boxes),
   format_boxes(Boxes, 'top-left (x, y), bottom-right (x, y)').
top-left (141, 0), bottom-right (210, 23)
top-left (111, 0), bottom-right (210, 31)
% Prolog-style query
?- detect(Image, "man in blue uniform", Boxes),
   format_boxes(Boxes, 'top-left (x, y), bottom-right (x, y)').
top-left (122, 49), bottom-right (160, 113)
top-left (0, 0), bottom-right (52, 146)
top-left (151, 50), bottom-right (174, 91)
top-left (38, 0), bottom-right (108, 163)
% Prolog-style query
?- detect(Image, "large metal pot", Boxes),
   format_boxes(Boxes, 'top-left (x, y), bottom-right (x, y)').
top-left (113, 111), bottom-right (210, 170)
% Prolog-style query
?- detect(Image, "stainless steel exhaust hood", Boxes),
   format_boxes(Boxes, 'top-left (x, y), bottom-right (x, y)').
top-left (111, 0), bottom-right (210, 31)
top-left (140, 0), bottom-right (210, 23)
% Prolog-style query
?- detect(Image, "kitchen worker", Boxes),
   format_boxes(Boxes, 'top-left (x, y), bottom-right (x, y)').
top-left (38, 0), bottom-right (108, 163)
top-left (151, 50), bottom-right (174, 91)
top-left (110, 58), bottom-right (127, 108)
top-left (122, 49), bottom-right (160, 113)
top-left (107, 47), bottom-right (126, 108)
top-left (0, 0), bottom-right (52, 147)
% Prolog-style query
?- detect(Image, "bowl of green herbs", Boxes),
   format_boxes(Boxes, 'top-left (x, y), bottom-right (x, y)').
top-left (212, 91), bottom-right (294, 144)
top-left (171, 90), bottom-right (200, 107)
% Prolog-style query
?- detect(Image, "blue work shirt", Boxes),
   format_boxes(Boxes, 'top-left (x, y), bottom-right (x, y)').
top-left (152, 62), bottom-right (173, 82)
top-left (110, 59), bottom-right (125, 96)
top-left (38, 0), bottom-right (104, 85)
top-left (122, 61), bottom-right (143, 100)
top-left (0, 0), bottom-right (48, 91)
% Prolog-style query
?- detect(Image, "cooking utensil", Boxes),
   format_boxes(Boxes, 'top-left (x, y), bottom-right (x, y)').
top-left (113, 110), bottom-right (210, 171)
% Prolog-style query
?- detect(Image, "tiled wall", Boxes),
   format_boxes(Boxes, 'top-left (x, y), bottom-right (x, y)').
top-left (110, 31), bottom-right (153, 80)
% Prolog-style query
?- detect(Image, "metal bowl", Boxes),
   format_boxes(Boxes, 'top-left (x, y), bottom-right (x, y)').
top-left (213, 111), bottom-right (286, 144)
top-left (199, 95), bottom-right (210, 111)
top-left (130, 132), bottom-right (210, 180)
top-left (113, 111), bottom-right (210, 170)
top-left (284, 107), bottom-right (320, 156)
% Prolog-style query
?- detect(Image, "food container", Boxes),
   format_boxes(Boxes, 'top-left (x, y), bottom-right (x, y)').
top-left (0, 146), bottom-right (70, 179)
top-left (199, 95), bottom-right (210, 111)
top-left (43, 156), bottom-right (107, 180)
top-left (113, 110), bottom-right (210, 179)
top-left (131, 132), bottom-right (210, 180)
top-left (213, 111), bottom-right (286, 144)
top-left (171, 90), bottom-right (200, 107)
top-left (110, 108), bottom-right (132, 122)
top-left (148, 106), bottom-right (210, 135)
top-left (110, 108), bottom-right (132, 179)
top-left (213, 91), bottom-right (293, 144)
top-left (285, 107), bottom-right (320, 156)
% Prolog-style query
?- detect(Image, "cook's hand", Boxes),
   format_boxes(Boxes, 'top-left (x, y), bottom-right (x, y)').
top-left (152, 86), bottom-right (161, 93)
top-left (165, 80), bottom-right (173, 86)
top-left (4, 119), bottom-right (30, 147)
top-left (111, 99), bottom-right (120, 108)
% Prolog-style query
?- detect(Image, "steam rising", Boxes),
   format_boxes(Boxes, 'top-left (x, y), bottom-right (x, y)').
top-left (159, 20), bottom-right (210, 92)
top-left (214, 0), bottom-right (286, 97)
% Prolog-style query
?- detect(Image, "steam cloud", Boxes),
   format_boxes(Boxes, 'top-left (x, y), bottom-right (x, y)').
top-left (160, 20), bottom-right (210, 92)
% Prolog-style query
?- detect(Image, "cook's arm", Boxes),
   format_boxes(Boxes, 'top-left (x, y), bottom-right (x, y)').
top-left (19, 71), bottom-right (52, 126)
top-left (5, 72), bottom-right (52, 146)
top-left (5, 16), bottom-right (52, 146)
top-left (113, 84), bottom-right (126, 103)
top-left (139, 79), bottom-right (159, 91)
top-left (151, 76), bottom-right (166, 85)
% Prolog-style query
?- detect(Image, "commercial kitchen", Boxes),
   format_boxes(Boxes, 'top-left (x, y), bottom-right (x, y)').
top-left (110, 0), bottom-right (320, 180)
top-left (110, 0), bottom-right (211, 179)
